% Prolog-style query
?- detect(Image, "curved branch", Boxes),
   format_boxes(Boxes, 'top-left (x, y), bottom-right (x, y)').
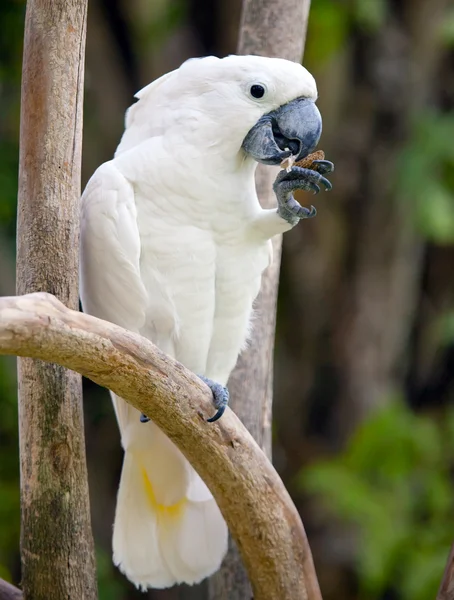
top-left (0, 292), bottom-right (321, 600)
top-left (0, 579), bottom-right (22, 600)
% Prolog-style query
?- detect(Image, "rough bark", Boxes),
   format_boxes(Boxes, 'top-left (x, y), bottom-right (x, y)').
top-left (16, 2), bottom-right (96, 599)
top-left (208, 1), bottom-right (316, 598)
top-left (0, 292), bottom-right (323, 600)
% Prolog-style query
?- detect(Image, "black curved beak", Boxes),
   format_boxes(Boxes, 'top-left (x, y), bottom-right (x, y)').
top-left (241, 97), bottom-right (322, 166)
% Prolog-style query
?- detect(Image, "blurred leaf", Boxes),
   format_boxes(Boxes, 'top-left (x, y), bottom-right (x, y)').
top-left (96, 548), bottom-right (124, 600)
top-left (353, 0), bottom-right (387, 31)
top-left (0, 564), bottom-right (12, 583)
top-left (139, 0), bottom-right (188, 51)
top-left (433, 311), bottom-right (454, 346)
top-left (400, 546), bottom-right (448, 600)
top-left (305, 0), bottom-right (350, 65)
top-left (416, 182), bottom-right (454, 243)
top-left (301, 399), bottom-right (454, 600)
top-left (440, 7), bottom-right (454, 46)
top-left (397, 113), bottom-right (454, 244)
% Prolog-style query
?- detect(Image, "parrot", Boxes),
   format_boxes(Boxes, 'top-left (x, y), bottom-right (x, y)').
top-left (79, 54), bottom-right (333, 590)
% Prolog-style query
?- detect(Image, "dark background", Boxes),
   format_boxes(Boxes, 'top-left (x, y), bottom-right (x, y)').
top-left (1, 0), bottom-right (453, 599)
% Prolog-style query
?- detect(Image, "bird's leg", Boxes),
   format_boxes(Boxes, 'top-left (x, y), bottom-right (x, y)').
top-left (273, 164), bottom-right (334, 225)
top-left (198, 375), bottom-right (229, 423)
top-left (139, 376), bottom-right (229, 424)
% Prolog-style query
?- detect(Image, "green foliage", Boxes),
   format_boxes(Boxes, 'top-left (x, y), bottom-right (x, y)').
top-left (353, 0), bottom-right (387, 31)
top-left (0, 141), bottom-right (20, 232)
top-left (305, 0), bottom-right (350, 65)
top-left (435, 311), bottom-right (454, 346)
top-left (301, 400), bottom-right (453, 600)
top-left (305, 0), bottom-right (387, 67)
top-left (96, 548), bottom-right (124, 600)
top-left (136, 0), bottom-right (188, 52)
top-left (0, 358), bottom-right (20, 582)
top-left (0, 1), bottom-right (25, 82)
top-left (440, 6), bottom-right (454, 46)
top-left (0, 1), bottom-right (25, 583)
top-left (397, 113), bottom-right (454, 244)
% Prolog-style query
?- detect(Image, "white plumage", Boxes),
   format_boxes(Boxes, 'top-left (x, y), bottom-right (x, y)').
top-left (80, 55), bottom-right (319, 589)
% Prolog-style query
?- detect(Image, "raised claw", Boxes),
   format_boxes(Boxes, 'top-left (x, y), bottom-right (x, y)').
top-left (287, 166), bottom-right (332, 192)
top-left (298, 204), bottom-right (317, 218)
top-left (321, 176), bottom-right (332, 191)
top-left (273, 164), bottom-right (332, 225)
top-left (312, 159), bottom-right (334, 175)
top-left (296, 204), bottom-right (317, 218)
top-left (306, 205), bottom-right (317, 218)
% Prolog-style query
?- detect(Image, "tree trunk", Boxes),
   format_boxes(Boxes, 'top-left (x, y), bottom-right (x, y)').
top-left (208, 1), bottom-right (316, 598)
top-left (16, 1), bottom-right (97, 599)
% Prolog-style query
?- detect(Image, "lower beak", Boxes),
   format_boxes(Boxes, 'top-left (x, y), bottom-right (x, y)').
top-left (241, 97), bottom-right (322, 166)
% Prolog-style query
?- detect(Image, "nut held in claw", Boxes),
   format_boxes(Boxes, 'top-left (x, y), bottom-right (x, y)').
top-left (281, 150), bottom-right (326, 173)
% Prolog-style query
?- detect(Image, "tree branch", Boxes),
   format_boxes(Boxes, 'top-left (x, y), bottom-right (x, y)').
top-left (0, 292), bottom-right (321, 600)
top-left (438, 544), bottom-right (454, 600)
top-left (0, 579), bottom-right (22, 600)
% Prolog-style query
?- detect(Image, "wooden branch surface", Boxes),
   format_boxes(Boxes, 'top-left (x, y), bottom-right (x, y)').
top-left (0, 292), bottom-right (317, 600)
top-left (0, 579), bottom-right (22, 600)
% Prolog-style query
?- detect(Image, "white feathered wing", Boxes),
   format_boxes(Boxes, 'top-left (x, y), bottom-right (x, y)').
top-left (79, 161), bottom-right (227, 589)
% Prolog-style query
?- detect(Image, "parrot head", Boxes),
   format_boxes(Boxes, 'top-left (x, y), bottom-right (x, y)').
top-left (232, 57), bottom-right (322, 166)
top-left (178, 55), bottom-right (321, 166)
top-left (121, 55), bottom-right (322, 165)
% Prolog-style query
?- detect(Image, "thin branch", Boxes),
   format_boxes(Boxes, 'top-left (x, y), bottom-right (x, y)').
top-left (0, 579), bottom-right (22, 600)
top-left (438, 544), bottom-right (454, 600)
top-left (0, 292), bottom-right (321, 600)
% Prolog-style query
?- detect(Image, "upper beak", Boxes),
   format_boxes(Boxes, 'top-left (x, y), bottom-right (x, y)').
top-left (241, 97), bottom-right (322, 166)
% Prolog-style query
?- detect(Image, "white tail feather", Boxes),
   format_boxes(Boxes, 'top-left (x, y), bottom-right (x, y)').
top-left (112, 395), bottom-right (228, 589)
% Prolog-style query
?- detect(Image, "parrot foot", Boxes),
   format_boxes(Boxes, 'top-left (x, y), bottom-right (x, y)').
top-left (273, 165), bottom-right (333, 225)
top-left (198, 375), bottom-right (229, 423)
top-left (139, 376), bottom-right (229, 424)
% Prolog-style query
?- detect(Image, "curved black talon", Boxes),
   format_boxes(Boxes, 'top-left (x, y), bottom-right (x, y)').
top-left (207, 405), bottom-right (227, 423)
top-left (321, 177), bottom-right (332, 191)
top-left (305, 205), bottom-right (317, 218)
top-left (312, 159), bottom-right (335, 175)
top-left (140, 413), bottom-right (150, 423)
top-left (278, 166), bottom-right (333, 192)
top-left (198, 375), bottom-right (229, 423)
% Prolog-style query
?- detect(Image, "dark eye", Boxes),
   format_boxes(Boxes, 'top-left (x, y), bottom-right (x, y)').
top-left (250, 84), bottom-right (266, 99)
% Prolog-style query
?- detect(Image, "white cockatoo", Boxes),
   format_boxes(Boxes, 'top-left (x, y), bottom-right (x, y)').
top-left (80, 54), bottom-right (333, 590)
